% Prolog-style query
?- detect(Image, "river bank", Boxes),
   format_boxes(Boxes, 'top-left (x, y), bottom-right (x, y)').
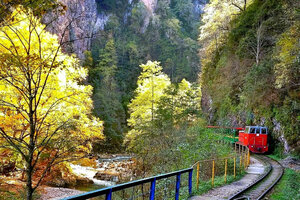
top-left (0, 154), bottom-right (137, 199)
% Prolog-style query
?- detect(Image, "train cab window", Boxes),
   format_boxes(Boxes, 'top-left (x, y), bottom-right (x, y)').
top-left (256, 128), bottom-right (260, 134)
top-left (261, 128), bottom-right (267, 134)
top-left (250, 127), bottom-right (256, 134)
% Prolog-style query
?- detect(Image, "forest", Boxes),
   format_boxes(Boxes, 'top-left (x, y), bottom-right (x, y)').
top-left (0, 0), bottom-right (299, 200)
top-left (200, 0), bottom-right (299, 153)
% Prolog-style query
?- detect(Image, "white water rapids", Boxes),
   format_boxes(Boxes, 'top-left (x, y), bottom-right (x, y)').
top-left (70, 163), bottom-right (115, 186)
top-left (69, 156), bottom-right (132, 187)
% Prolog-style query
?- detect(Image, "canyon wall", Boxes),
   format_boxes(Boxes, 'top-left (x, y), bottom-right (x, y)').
top-left (44, 0), bottom-right (206, 59)
top-left (43, 0), bottom-right (109, 59)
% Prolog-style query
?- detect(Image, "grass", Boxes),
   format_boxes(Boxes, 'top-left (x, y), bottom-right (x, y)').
top-left (269, 168), bottom-right (300, 200)
top-left (189, 172), bottom-right (246, 197)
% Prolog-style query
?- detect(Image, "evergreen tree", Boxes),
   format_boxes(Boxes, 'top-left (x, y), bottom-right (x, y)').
top-left (88, 38), bottom-right (126, 151)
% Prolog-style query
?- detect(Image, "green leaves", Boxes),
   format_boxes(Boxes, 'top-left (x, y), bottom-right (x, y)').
top-left (199, 0), bottom-right (300, 153)
top-left (86, 38), bottom-right (126, 151)
top-left (274, 21), bottom-right (300, 89)
top-left (127, 61), bottom-right (171, 130)
top-left (125, 60), bottom-right (202, 172)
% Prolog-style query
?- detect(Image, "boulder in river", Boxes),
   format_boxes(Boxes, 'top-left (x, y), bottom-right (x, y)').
top-left (94, 171), bottom-right (119, 182)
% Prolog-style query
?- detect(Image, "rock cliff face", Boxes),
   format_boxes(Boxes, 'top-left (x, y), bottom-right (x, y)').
top-left (43, 0), bottom-right (109, 59)
top-left (44, 0), bottom-right (205, 59)
top-left (193, 0), bottom-right (207, 15)
top-left (44, 0), bottom-right (156, 59)
top-left (141, 0), bottom-right (157, 14)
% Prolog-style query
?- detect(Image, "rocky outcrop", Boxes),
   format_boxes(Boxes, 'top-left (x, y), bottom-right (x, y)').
top-left (42, 0), bottom-right (206, 59)
top-left (43, 0), bottom-right (109, 59)
top-left (141, 0), bottom-right (157, 15)
top-left (46, 174), bottom-right (94, 187)
top-left (272, 119), bottom-right (291, 153)
top-left (94, 157), bottom-right (136, 183)
top-left (94, 171), bottom-right (119, 182)
top-left (279, 156), bottom-right (300, 171)
top-left (42, 0), bottom-right (158, 58)
top-left (193, 0), bottom-right (207, 16)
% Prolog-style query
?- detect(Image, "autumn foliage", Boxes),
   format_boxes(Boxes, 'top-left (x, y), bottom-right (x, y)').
top-left (0, 7), bottom-right (103, 199)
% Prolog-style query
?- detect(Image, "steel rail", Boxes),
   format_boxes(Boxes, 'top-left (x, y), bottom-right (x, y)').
top-left (228, 155), bottom-right (271, 200)
top-left (228, 155), bottom-right (284, 200)
top-left (256, 158), bottom-right (284, 200)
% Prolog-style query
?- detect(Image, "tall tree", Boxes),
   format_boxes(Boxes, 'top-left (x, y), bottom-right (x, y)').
top-left (0, 8), bottom-right (103, 200)
top-left (89, 38), bottom-right (125, 151)
top-left (125, 61), bottom-right (202, 172)
top-left (126, 61), bottom-right (171, 150)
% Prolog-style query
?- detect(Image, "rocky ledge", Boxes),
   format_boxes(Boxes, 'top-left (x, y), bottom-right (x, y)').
top-left (93, 156), bottom-right (136, 183)
top-left (279, 156), bottom-right (300, 171)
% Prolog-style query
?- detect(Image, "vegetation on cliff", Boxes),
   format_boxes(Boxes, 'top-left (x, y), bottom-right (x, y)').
top-left (0, 0), bottom-right (299, 199)
top-left (199, 0), bottom-right (299, 153)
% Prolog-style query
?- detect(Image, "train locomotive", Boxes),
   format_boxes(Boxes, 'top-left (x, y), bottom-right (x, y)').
top-left (207, 125), bottom-right (269, 153)
top-left (237, 126), bottom-right (268, 153)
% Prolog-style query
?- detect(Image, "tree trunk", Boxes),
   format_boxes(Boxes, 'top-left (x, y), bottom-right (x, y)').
top-left (26, 164), bottom-right (33, 200)
top-left (27, 84), bottom-right (35, 200)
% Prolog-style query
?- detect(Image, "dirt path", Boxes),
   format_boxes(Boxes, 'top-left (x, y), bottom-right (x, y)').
top-left (38, 187), bottom-right (83, 200)
top-left (190, 157), bottom-right (266, 200)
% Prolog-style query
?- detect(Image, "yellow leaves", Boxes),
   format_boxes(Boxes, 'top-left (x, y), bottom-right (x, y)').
top-left (0, 7), bottom-right (59, 71)
top-left (73, 157), bottom-right (97, 168)
top-left (199, 0), bottom-right (254, 62)
top-left (128, 61), bottom-right (171, 128)
top-left (126, 60), bottom-right (202, 151)
top-left (138, 61), bottom-right (163, 80)
top-left (0, 6), bottom-right (104, 160)
top-left (274, 21), bottom-right (300, 88)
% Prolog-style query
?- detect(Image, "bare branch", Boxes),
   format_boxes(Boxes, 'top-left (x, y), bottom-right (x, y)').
top-left (231, 2), bottom-right (244, 12)
top-left (0, 127), bottom-right (28, 161)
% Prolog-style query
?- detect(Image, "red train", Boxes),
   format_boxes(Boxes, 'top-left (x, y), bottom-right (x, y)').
top-left (207, 125), bottom-right (269, 153)
top-left (237, 126), bottom-right (268, 153)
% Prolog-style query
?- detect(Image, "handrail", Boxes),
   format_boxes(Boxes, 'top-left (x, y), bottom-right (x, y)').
top-left (64, 142), bottom-right (249, 200)
top-left (63, 168), bottom-right (193, 200)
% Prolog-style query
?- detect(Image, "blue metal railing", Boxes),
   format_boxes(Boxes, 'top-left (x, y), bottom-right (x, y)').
top-left (63, 168), bottom-right (193, 200)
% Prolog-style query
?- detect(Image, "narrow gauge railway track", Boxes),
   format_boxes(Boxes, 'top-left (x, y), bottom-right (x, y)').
top-left (228, 155), bottom-right (284, 200)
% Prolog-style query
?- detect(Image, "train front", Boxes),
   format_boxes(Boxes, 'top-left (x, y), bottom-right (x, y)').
top-left (238, 126), bottom-right (268, 153)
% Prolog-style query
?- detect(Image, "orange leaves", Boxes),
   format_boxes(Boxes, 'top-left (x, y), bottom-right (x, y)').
top-left (0, 7), bottom-right (104, 173)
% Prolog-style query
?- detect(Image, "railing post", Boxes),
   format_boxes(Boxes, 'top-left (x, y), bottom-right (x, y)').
top-left (244, 153), bottom-right (247, 169)
top-left (149, 178), bottom-right (156, 200)
top-left (240, 155), bottom-right (242, 173)
top-left (106, 189), bottom-right (112, 200)
top-left (196, 162), bottom-right (200, 190)
top-left (212, 160), bottom-right (215, 187)
top-left (224, 159), bottom-right (227, 183)
top-left (248, 148), bottom-right (250, 167)
top-left (234, 157), bottom-right (236, 178)
top-left (175, 173), bottom-right (181, 200)
top-left (189, 169), bottom-right (193, 195)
